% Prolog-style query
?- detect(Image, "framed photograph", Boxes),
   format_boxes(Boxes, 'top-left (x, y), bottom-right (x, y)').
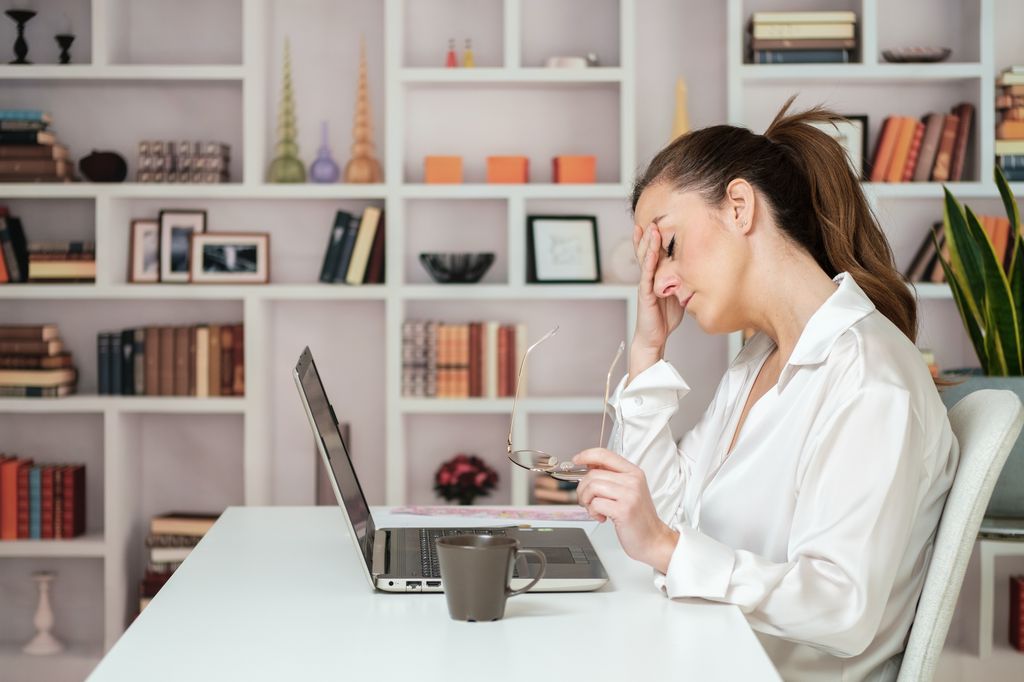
top-left (526, 215), bottom-right (601, 283)
top-left (129, 219), bottom-right (160, 283)
top-left (189, 232), bottom-right (270, 284)
top-left (808, 115), bottom-right (868, 180)
top-left (159, 209), bottom-right (207, 283)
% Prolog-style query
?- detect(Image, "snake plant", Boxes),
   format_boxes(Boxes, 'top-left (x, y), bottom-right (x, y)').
top-left (937, 166), bottom-right (1024, 375)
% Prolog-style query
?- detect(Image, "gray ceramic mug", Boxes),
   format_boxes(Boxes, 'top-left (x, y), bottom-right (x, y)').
top-left (436, 534), bottom-right (547, 621)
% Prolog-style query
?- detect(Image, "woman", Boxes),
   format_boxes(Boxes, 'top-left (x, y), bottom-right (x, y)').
top-left (573, 98), bottom-right (959, 681)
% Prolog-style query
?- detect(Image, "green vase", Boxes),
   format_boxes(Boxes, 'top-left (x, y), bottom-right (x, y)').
top-left (268, 37), bottom-right (306, 183)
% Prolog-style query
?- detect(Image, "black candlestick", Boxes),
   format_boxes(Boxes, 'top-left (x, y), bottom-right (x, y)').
top-left (55, 33), bottom-right (74, 64)
top-left (5, 9), bottom-right (36, 65)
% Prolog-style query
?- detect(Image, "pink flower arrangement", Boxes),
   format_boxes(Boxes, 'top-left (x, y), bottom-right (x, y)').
top-left (434, 453), bottom-right (499, 505)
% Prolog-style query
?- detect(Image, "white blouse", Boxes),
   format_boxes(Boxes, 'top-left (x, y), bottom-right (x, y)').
top-left (607, 272), bottom-right (959, 682)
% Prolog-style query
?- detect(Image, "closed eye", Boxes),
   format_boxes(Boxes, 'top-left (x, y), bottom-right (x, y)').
top-left (665, 235), bottom-right (676, 259)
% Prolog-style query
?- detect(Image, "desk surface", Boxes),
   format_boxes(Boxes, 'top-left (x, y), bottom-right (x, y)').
top-left (89, 507), bottom-right (780, 681)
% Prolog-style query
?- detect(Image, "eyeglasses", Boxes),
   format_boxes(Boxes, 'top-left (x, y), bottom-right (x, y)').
top-left (506, 325), bottom-right (625, 481)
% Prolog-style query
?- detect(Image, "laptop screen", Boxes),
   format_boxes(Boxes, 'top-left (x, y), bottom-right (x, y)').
top-left (295, 348), bottom-right (375, 562)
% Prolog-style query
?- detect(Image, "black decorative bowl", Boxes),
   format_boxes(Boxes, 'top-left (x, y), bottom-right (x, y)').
top-left (419, 252), bottom-right (495, 284)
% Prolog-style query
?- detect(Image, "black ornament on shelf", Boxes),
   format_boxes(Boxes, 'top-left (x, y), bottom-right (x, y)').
top-left (419, 252), bottom-right (495, 284)
top-left (5, 9), bottom-right (36, 65)
top-left (55, 33), bottom-right (74, 64)
top-left (79, 150), bottom-right (128, 183)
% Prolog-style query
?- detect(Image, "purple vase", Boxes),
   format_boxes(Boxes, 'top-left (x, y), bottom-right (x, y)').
top-left (309, 121), bottom-right (340, 183)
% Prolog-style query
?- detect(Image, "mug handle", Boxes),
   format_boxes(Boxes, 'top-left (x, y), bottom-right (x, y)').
top-left (507, 548), bottom-right (547, 597)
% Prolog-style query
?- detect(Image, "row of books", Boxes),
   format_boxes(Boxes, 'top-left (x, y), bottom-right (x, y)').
top-left (869, 103), bottom-right (974, 183)
top-left (532, 475), bottom-right (579, 504)
top-left (995, 66), bottom-right (1024, 181)
top-left (402, 321), bottom-right (527, 398)
top-left (139, 512), bottom-right (218, 613)
top-left (98, 324), bottom-right (244, 397)
top-left (0, 456), bottom-right (85, 540)
top-left (904, 214), bottom-right (1011, 284)
top-left (0, 324), bottom-right (78, 398)
top-left (0, 109), bottom-right (74, 183)
top-left (747, 10), bottom-right (857, 65)
top-left (136, 140), bottom-right (231, 184)
top-left (318, 207), bottom-right (386, 284)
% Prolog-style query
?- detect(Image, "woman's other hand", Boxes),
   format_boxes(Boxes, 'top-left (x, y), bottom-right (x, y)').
top-left (573, 448), bottom-right (679, 573)
top-left (630, 223), bottom-right (685, 382)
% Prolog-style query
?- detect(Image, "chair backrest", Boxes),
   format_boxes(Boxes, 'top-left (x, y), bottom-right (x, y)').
top-left (897, 389), bottom-right (1024, 681)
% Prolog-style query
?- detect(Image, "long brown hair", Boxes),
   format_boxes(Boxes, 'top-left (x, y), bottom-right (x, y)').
top-left (631, 95), bottom-right (918, 345)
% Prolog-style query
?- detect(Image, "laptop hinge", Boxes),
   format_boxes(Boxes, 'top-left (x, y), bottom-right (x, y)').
top-left (372, 529), bottom-right (388, 576)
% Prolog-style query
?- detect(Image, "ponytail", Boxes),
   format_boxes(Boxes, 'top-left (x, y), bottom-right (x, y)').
top-left (632, 95), bottom-right (918, 344)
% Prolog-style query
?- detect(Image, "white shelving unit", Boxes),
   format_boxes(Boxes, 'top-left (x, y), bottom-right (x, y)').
top-left (724, 0), bottom-right (1016, 362)
top-left (0, 0), bottom-right (637, 675)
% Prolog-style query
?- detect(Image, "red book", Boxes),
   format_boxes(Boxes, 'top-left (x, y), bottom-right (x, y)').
top-left (16, 460), bottom-right (32, 539)
top-left (1011, 574), bottom-right (1024, 651)
top-left (60, 465), bottom-right (84, 538)
top-left (40, 465), bottom-right (54, 539)
top-left (902, 119), bottom-right (926, 182)
top-left (53, 466), bottom-right (63, 539)
top-left (468, 322), bottom-right (481, 397)
top-left (1, 457), bottom-right (25, 540)
top-left (497, 326), bottom-right (509, 397)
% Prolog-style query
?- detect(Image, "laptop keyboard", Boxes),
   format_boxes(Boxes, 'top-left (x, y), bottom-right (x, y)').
top-left (419, 528), bottom-right (511, 579)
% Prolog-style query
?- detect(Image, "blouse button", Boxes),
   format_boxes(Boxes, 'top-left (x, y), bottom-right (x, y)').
top-left (633, 396), bottom-right (643, 407)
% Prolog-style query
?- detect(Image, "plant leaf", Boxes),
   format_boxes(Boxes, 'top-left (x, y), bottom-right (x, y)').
top-left (942, 188), bottom-right (985, 325)
top-left (997, 166), bottom-right (1024, 355)
top-left (965, 206), bottom-right (1021, 374)
top-left (934, 231), bottom-right (988, 373)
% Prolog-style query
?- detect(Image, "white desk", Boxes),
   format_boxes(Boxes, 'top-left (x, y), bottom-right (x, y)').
top-left (89, 506), bottom-right (780, 681)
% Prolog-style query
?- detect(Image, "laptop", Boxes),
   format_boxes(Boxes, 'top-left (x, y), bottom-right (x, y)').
top-left (294, 347), bottom-right (610, 593)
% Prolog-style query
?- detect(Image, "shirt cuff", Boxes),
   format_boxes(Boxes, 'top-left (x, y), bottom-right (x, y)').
top-left (655, 526), bottom-right (736, 600)
top-left (611, 359), bottom-right (690, 419)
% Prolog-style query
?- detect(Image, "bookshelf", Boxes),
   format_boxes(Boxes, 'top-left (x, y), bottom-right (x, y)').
top-left (0, 0), bottom-right (636, 674)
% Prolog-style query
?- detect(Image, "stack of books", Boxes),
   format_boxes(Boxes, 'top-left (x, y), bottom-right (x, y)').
top-left (97, 323), bottom-right (244, 397)
top-left (747, 10), bottom-right (857, 64)
top-left (0, 109), bottom-right (73, 182)
top-left (532, 476), bottom-right (578, 505)
top-left (139, 512), bottom-right (219, 612)
top-left (904, 214), bottom-right (1010, 284)
top-left (401, 320), bottom-right (526, 398)
top-left (996, 66), bottom-right (1024, 181)
top-left (0, 456), bottom-right (85, 540)
top-left (0, 324), bottom-right (77, 397)
top-left (137, 140), bottom-right (231, 183)
top-left (26, 241), bottom-right (95, 283)
top-left (869, 103), bottom-right (975, 183)
top-left (318, 207), bottom-right (386, 285)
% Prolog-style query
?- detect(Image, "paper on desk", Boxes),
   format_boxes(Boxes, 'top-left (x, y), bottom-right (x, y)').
top-left (391, 505), bottom-right (592, 521)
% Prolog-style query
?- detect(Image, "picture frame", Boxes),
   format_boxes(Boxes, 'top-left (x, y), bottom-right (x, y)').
top-left (526, 215), bottom-right (601, 284)
top-left (808, 115), bottom-right (868, 180)
top-left (189, 232), bottom-right (270, 284)
top-left (159, 209), bottom-right (207, 283)
top-left (129, 218), bottom-right (161, 283)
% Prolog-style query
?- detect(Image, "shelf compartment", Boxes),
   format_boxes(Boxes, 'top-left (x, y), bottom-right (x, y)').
top-left (404, 83), bottom-right (620, 184)
top-left (0, 642), bottom-right (103, 682)
top-left (404, 413), bottom-right (513, 505)
top-left (405, 199), bottom-right (508, 285)
top-left (402, 0), bottom-right (504, 68)
top-left (0, 0), bottom-right (92, 66)
top-left (877, 0), bottom-right (980, 66)
top-left (102, 0), bottom-right (243, 66)
top-left (520, 0), bottom-right (621, 68)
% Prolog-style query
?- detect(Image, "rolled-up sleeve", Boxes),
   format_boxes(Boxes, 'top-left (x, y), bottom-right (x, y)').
top-left (654, 384), bottom-right (925, 658)
top-left (605, 360), bottom-right (695, 524)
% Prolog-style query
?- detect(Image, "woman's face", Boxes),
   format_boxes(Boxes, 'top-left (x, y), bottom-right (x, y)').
top-left (633, 181), bottom-right (749, 334)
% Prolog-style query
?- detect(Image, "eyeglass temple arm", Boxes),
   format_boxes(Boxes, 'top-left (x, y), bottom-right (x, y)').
top-left (599, 341), bottom-right (626, 449)
top-left (507, 325), bottom-right (560, 453)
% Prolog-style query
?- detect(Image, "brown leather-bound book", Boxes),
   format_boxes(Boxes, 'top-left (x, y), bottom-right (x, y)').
top-left (913, 113), bottom-right (945, 182)
top-left (61, 464), bottom-right (85, 538)
top-left (949, 102), bottom-right (975, 181)
top-left (158, 327), bottom-right (175, 396)
top-left (53, 467), bottom-right (62, 539)
top-left (930, 230), bottom-right (950, 283)
top-left (905, 227), bottom-right (938, 282)
top-left (188, 326), bottom-right (197, 396)
top-left (364, 211), bottom-right (386, 284)
top-left (0, 324), bottom-right (59, 341)
top-left (208, 324), bottom-right (221, 397)
top-left (901, 119), bottom-right (926, 182)
top-left (1, 457), bottom-right (29, 539)
top-left (750, 37), bottom-right (856, 50)
top-left (869, 116), bottom-right (901, 182)
top-left (16, 460), bottom-right (31, 539)
top-left (0, 339), bottom-right (63, 356)
top-left (173, 326), bottom-right (190, 396)
top-left (0, 352), bottom-right (72, 369)
top-left (144, 326), bottom-right (161, 396)
top-left (931, 113), bottom-right (960, 182)
top-left (886, 118), bottom-right (918, 183)
top-left (232, 323), bottom-right (244, 396)
top-left (220, 326), bottom-right (234, 397)
top-left (468, 322), bottom-right (481, 397)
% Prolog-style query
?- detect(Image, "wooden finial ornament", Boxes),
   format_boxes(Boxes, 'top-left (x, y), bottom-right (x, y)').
top-left (344, 37), bottom-right (382, 184)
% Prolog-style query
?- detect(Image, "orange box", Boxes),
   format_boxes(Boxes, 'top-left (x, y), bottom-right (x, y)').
top-left (424, 156), bottom-right (463, 183)
top-left (553, 155), bottom-right (596, 183)
top-left (486, 156), bottom-right (529, 183)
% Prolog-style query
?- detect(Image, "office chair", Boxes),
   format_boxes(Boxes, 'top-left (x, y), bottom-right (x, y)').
top-left (897, 389), bottom-right (1024, 681)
